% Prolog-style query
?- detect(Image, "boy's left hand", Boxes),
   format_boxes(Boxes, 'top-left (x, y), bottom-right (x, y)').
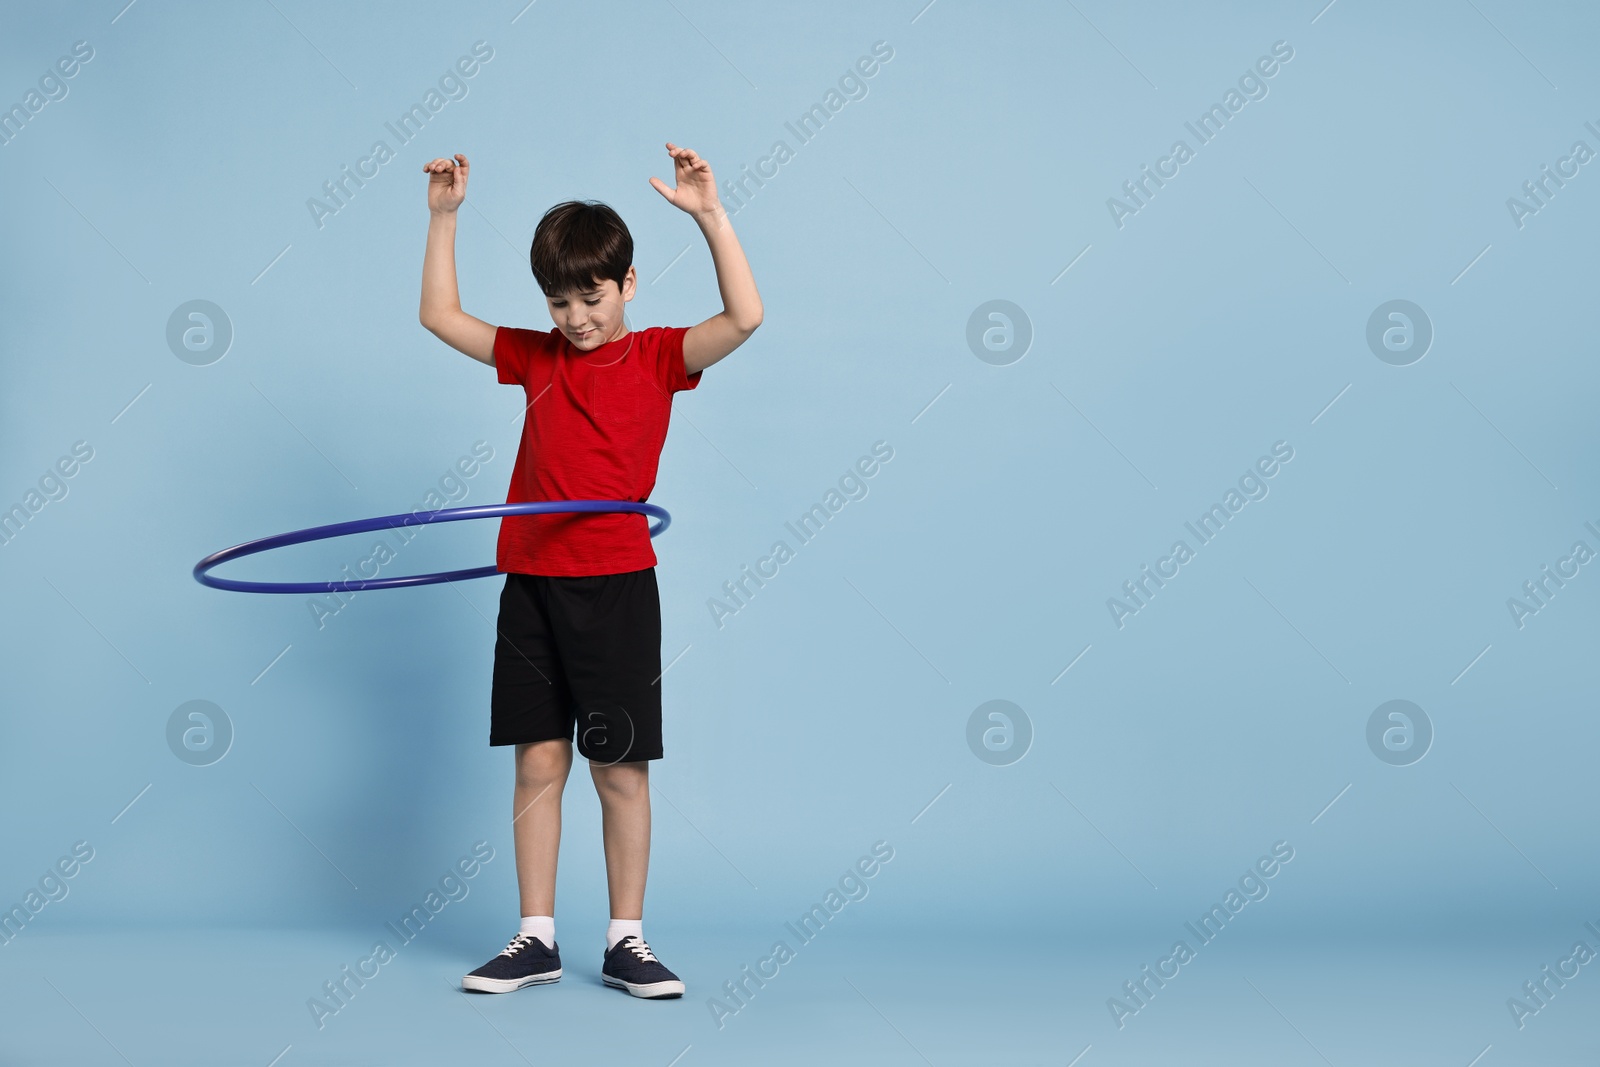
top-left (649, 142), bottom-right (721, 220)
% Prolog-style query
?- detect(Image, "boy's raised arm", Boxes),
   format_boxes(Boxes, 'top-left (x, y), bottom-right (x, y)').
top-left (420, 153), bottom-right (498, 367)
top-left (650, 143), bottom-right (763, 376)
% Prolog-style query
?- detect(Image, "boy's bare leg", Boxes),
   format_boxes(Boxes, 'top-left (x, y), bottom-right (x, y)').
top-left (514, 739), bottom-right (573, 917)
top-left (589, 760), bottom-right (650, 920)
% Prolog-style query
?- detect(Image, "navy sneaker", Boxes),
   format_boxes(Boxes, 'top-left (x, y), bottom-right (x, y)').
top-left (601, 935), bottom-right (685, 998)
top-left (462, 932), bottom-right (562, 993)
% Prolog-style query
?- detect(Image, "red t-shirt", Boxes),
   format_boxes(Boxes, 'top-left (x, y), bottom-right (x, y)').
top-left (493, 324), bottom-right (699, 576)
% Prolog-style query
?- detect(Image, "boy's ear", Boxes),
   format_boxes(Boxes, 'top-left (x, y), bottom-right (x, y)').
top-left (621, 265), bottom-right (637, 302)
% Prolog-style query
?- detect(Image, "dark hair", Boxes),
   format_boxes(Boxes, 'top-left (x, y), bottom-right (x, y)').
top-left (528, 200), bottom-right (633, 296)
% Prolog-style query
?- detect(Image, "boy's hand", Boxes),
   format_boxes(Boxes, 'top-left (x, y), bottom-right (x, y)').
top-left (424, 153), bottom-right (469, 214)
top-left (649, 142), bottom-right (721, 220)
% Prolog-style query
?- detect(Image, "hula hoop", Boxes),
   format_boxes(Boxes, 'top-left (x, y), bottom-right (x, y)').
top-left (193, 501), bottom-right (670, 594)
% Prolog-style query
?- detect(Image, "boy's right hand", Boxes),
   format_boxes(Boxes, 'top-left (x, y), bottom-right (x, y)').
top-left (424, 153), bottom-right (469, 214)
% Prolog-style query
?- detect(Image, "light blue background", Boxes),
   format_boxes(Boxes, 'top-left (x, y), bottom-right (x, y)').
top-left (3, 0), bottom-right (1598, 1063)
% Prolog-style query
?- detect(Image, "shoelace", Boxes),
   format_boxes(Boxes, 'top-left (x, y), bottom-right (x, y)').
top-left (623, 937), bottom-right (658, 963)
top-left (498, 932), bottom-right (540, 958)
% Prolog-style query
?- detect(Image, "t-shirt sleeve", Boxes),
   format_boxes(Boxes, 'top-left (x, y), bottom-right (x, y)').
top-left (649, 326), bottom-right (700, 394)
top-left (495, 327), bottom-right (550, 386)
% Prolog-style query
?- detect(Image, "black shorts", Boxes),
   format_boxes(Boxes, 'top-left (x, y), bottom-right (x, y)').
top-left (489, 568), bottom-right (663, 762)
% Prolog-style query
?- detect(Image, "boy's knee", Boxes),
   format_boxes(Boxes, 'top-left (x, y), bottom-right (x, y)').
top-left (590, 760), bottom-right (648, 800)
top-left (515, 739), bottom-right (572, 789)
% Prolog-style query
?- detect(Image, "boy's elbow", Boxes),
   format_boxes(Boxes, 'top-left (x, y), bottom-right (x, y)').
top-left (419, 308), bottom-right (450, 337)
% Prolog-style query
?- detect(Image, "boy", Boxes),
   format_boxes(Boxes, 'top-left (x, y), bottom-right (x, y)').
top-left (418, 143), bottom-right (761, 998)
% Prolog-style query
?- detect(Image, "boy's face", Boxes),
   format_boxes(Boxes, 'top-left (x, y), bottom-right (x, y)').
top-left (546, 267), bottom-right (636, 350)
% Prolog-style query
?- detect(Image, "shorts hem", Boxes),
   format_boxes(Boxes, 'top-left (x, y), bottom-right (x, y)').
top-left (582, 750), bottom-right (662, 763)
top-left (487, 735), bottom-right (662, 763)
top-left (489, 733), bottom-right (571, 748)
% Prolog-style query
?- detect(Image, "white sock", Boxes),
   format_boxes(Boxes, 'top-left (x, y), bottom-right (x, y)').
top-left (519, 915), bottom-right (555, 949)
top-left (606, 918), bottom-right (643, 952)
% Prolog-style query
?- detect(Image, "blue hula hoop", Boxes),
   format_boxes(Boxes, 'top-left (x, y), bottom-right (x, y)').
top-left (193, 500), bottom-right (670, 594)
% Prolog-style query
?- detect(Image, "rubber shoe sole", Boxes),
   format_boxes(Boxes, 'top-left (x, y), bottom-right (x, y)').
top-left (603, 973), bottom-right (684, 999)
top-left (461, 968), bottom-right (562, 993)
